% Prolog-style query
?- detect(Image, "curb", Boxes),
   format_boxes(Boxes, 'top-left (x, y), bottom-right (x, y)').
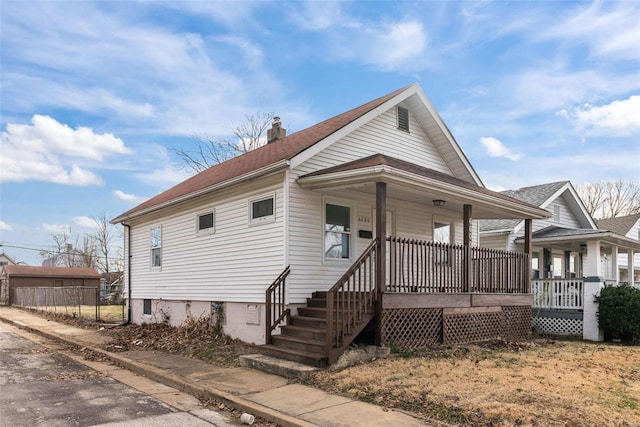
top-left (0, 315), bottom-right (315, 427)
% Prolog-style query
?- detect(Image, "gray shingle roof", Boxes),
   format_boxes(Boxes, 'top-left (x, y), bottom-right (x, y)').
top-left (479, 181), bottom-right (568, 232)
top-left (531, 226), bottom-right (604, 239)
top-left (597, 214), bottom-right (640, 236)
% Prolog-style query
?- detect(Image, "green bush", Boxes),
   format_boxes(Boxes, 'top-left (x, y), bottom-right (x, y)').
top-left (596, 284), bottom-right (640, 344)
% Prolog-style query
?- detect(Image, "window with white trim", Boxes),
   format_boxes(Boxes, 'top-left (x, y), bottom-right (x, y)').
top-left (197, 210), bottom-right (215, 234)
top-left (325, 203), bottom-right (351, 259)
top-left (433, 220), bottom-right (452, 264)
top-left (249, 195), bottom-right (275, 224)
top-left (150, 226), bottom-right (162, 268)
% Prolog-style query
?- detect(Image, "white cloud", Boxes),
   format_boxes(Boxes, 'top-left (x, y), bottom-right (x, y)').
top-left (73, 216), bottom-right (97, 230)
top-left (558, 96), bottom-right (640, 136)
top-left (134, 166), bottom-right (192, 188)
top-left (0, 220), bottom-right (13, 231)
top-left (113, 190), bottom-right (146, 204)
top-left (0, 115), bottom-right (130, 185)
top-left (539, 2), bottom-right (640, 60)
top-left (42, 223), bottom-right (71, 234)
top-left (479, 137), bottom-right (521, 161)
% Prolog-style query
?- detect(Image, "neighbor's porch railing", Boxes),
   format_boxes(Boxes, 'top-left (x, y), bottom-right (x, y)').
top-left (265, 266), bottom-right (291, 345)
top-left (387, 236), bottom-right (530, 294)
top-left (531, 279), bottom-right (584, 310)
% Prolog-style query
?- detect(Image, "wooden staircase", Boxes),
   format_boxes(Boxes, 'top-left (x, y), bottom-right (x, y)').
top-left (263, 240), bottom-right (379, 368)
top-left (262, 291), bottom-right (374, 367)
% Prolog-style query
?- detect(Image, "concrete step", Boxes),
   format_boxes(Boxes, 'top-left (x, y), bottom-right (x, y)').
top-left (238, 353), bottom-right (319, 379)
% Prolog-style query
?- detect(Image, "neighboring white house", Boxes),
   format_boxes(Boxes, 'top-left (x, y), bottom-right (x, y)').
top-left (112, 83), bottom-right (550, 366)
top-left (597, 214), bottom-right (640, 285)
top-left (479, 181), bottom-right (640, 340)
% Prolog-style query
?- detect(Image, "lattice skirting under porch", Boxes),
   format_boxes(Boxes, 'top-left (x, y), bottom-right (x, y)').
top-left (533, 316), bottom-right (583, 336)
top-left (381, 305), bottom-right (531, 348)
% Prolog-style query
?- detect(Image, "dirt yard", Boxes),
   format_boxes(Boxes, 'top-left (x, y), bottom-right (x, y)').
top-left (31, 309), bottom-right (640, 426)
top-left (308, 340), bottom-right (640, 426)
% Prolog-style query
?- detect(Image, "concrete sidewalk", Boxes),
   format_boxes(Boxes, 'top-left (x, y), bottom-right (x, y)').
top-left (0, 307), bottom-right (426, 427)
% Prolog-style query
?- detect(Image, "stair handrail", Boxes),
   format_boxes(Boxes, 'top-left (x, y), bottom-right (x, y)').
top-left (326, 239), bottom-right (379, 363)
top-left (265, 266), bottom-right (291, 345)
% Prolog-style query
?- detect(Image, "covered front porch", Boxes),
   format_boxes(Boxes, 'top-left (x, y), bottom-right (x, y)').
top-left (523, 227), bottom-right (640, 338)
top-left (269, 154), bottom-right (551, 364)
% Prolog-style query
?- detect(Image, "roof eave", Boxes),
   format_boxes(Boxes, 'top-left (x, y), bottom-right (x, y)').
top-left (297, 166), bottom-right (550, 220)
top-left (112, 159), bottom-right (290, 224)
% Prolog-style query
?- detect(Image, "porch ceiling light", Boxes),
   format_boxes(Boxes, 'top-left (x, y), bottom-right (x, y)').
top-left (432, 199), bottom-right (446, 207)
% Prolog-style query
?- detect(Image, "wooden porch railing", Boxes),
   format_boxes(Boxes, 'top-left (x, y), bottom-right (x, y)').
top-left (532, 279), bottom-right (584, 310)
top-left (326, 239), bottom-right (378, 363)
top-left (265, 266), bottom-right (291, 345)
top-left (387, 236), bottom-right (530, 293)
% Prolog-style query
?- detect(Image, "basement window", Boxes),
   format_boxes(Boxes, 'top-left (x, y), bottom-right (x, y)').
top-left (143, 299), bottom-right (151, 315)
top-left (397, 106), bottom-right (410, 132)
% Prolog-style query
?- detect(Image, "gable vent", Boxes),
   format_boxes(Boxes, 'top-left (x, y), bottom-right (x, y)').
top-left (397, 106), bottom-right (409, 132)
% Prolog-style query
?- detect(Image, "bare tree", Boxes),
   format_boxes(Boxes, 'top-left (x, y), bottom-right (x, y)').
top-left (40, 232), bottom-right (96, 268)
top-left (91, 213), bottom-right (123, 274)
top-left (576, 180), bottom-right (640, 219)
top-left (171, 112), bottom-right (275, 174)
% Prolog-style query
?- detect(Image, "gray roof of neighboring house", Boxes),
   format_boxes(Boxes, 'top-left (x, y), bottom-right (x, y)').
top-left (480, 181), bottom-right (568, 232)
top-left (597, 214), bottom-right (640, 236)
top-left (530, 225), bottom-right (604, 239)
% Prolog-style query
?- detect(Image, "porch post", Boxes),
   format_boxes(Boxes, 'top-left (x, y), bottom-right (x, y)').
top-left (374, 182), bottom-right (387, 346)
top-left (463, 204), bottom-right (472, 292)
top-left (628, 250), bottom-right (635, 287)
top-left (611, 247), bottom-right (619, 283)
top-left (524, 219), bottom-right (533, 291)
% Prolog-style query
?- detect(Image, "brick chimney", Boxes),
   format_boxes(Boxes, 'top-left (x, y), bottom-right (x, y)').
top-left (267, 116), bottom-right (286, 143)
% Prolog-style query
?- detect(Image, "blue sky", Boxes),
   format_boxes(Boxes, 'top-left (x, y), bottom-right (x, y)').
top-left (1, 0), bottom-right (639, 266)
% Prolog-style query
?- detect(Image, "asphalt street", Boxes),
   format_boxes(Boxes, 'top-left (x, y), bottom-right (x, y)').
top-left (0, 323), bottom-right (236, 427)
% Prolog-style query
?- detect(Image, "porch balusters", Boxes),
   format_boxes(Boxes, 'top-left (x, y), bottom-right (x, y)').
top-left (387, 237), bottom-right (530, 294)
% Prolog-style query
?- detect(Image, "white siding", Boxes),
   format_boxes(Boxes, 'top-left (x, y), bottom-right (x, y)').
top-left (287, 183), bottom-right (464, 303)
top-left (296, 108), bottom-right (452, 177)
top-left (128, 173), bottom-right (285, 303)
top-left (479, 232), bottom-right (510, 250)
top-left (286, 108), bottom-right (465, 303)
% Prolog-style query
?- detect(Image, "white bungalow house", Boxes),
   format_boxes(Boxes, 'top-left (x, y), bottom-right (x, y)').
top-left (479, 181), bottom-right (640, 340)
top-left (112, 83), bottom-right (550, 366)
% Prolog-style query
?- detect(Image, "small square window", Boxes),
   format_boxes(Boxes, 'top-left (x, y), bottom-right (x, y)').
top-left (250, 195), bottom-right (275, 223)
top-left (397, 106), bottom-right (409, 132)
top-left (197, 211), bottom-right (214, 233)
top-left (143, 299), bottom-right (151, 315)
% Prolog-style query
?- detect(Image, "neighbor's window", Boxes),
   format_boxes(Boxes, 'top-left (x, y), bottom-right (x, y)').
top-left (250, 195), bottom-right (275, 223)
top-left (143, 299), bottom-right (151, 315)
top-left (197, 210), bottom-right (215, 233)
top-left (325, 203), bottom-right (351, 259)
top-left (397, 106), bottom-right (410, 132)
top-left (150, 226), bottom-right (162, 267)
